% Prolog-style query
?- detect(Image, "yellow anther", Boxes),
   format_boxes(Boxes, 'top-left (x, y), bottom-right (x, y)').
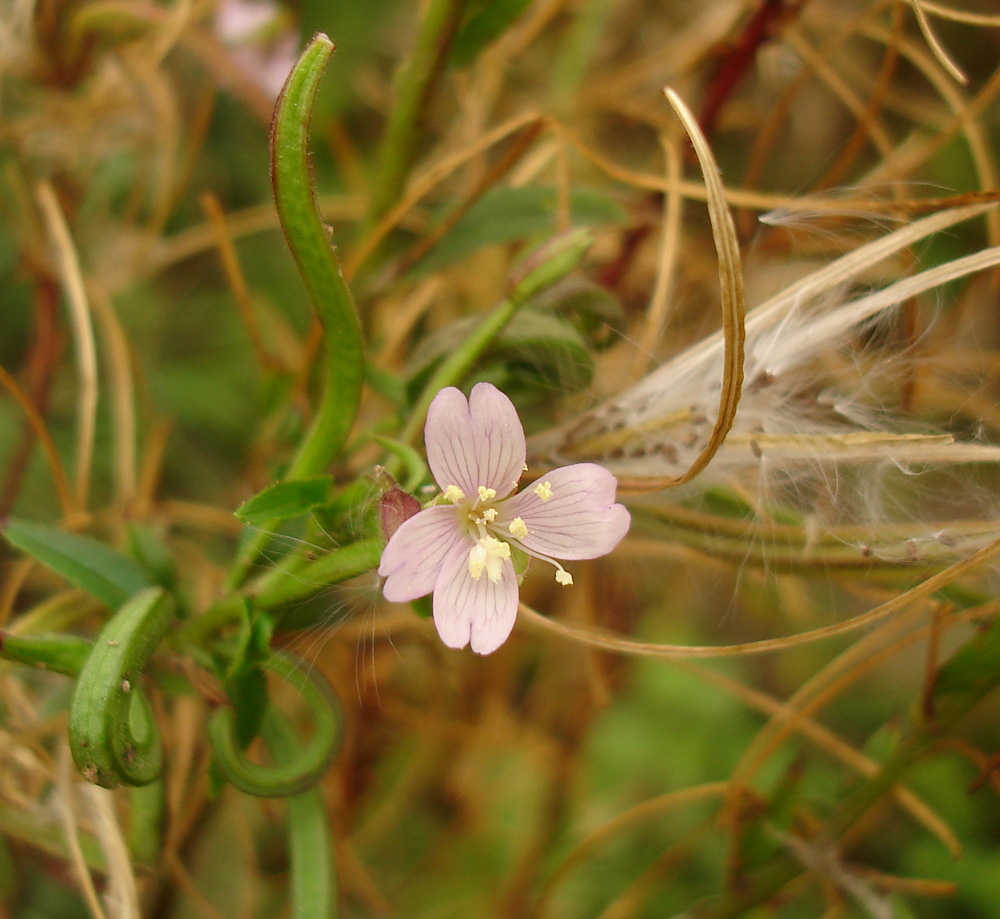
top-left (508, 517), bottom-right (528, 539)
top-left (477, 486), bottom-right (497, 502)
top-left (555, 569), bottom-right (573, 586)
top-left (443, 484), bottom-right (466, 503)
top-left (482, 507), bottom-right (498, 523)
top-left (533, 480), bottom-right (553, 502)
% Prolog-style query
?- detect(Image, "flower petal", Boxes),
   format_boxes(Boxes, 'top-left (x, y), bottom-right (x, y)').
top-left (378, 505), bottom-right (466, 603)
top-left (498, 463), bottom-right (630, 560)
top-left (425, 383), bottom-right (526, 498)
top-left (432, 540), bottom-right (518, 654)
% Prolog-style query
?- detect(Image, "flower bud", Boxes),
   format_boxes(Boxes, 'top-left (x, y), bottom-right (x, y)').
top-left (375, 469), bottom-right (421, 542)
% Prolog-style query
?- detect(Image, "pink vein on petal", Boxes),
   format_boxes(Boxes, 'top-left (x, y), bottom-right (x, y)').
top-left (499, 463), bottom-right (630, 559)
top-left (433, 541), bottom-right (518, 653)
top-left (378, 504), bottom-right (466, 602)
top-left (425, 384), bottom-right (525, 496)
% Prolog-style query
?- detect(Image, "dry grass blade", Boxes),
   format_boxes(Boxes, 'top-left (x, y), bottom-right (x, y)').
top-left (632, 132), bottom-right (683, 377)
top-left (89, 288), bottom-right (138, 507)
top-left (909, 0), bottom-right (968, 85)
top-left (903, 0), bottom-right (1000, 26)
top-left (35, 181), bottom-right (98, 511)
top-left (628, 88), bottom-right (744, 490)
top-left (520, 535), bottom-right (1000, 659)
top-left (85, 785), bottom-right (140, 919)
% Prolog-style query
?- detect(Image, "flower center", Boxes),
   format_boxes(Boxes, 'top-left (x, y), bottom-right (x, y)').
top-left (442, 481), bottom-right (574, 587)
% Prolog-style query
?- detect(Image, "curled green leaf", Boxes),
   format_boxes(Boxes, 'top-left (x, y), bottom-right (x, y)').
top-left (208, 650), bottom-right (342, 797)
top-left (68, 587), bottom-right (173, 788)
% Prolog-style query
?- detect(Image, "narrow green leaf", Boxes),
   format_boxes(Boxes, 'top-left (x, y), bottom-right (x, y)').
top-left (450, 0), bottom-right (533, 67)
top-left (0, 631), bottom-right (92, 677)
top-left (271, 34), bottom-right (364, 481)
top-left (410, 185), bottom-right (625, 275)
top-left (234, 476), bottom-right (334, 526)
top-left (365, 0), bottom-right (467, 227)
top-left (2, 518), bottom-right (152, 609)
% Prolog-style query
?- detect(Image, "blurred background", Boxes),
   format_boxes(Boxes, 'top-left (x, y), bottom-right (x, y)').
top-left (2, 1), bottom-right (1000, 917)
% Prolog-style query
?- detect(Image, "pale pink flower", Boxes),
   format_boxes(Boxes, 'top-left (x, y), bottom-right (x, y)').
top-left (378, 383), bottom-right (630, 654)
top-left (214, 0), bottom-right (298, 101)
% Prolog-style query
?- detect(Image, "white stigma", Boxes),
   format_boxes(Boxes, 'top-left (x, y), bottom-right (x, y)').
top-left (468, 535), bottom-right (511, 583)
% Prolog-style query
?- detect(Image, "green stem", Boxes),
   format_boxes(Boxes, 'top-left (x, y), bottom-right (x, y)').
top-left (264, 712), bottom-right (337, 919)
top-left (252, 538), bottom-right (383, 609)
top-left (399, 229), bottom-right (592, 445)
top-left (364, 0), bottom-right (467, 229)
top-left (128, 780), bottom-right (164, 865)
top-left (174, 594), bottom-right (246, 649)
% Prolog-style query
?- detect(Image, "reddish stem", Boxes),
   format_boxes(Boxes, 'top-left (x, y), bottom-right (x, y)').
top-left (699, 0), bottom-right (807, 141)
top-left (0, 277), bottom-right (64, 516)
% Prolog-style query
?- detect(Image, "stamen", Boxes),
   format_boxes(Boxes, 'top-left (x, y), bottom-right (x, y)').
top-left (508, 517), bottom-right (528, 539)
top-left (482, 507), bottom-right (498, 523)
top-left (477, 485), bottom-right (497, 502)
top-left (555, 568), bottom-right (573, 586)
top-left (534, 481), bottom-right (553, 502)
top-left (444, 484), bottom-right (466, 503)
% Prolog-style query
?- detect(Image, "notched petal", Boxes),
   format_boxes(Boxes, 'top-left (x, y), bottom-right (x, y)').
top-left (433, 541), bottom-right (518, 654)
top-left (425, 383), bottom-right (526, 497)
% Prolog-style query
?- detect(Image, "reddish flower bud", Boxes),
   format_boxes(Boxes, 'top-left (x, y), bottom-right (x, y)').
top-left (376, 473), bottom-right (421, 542)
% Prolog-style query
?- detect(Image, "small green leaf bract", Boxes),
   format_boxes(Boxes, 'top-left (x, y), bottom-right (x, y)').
top-left (234, 476), bottom-right (334, 526)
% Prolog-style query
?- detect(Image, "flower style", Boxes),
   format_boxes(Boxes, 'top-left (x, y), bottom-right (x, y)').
top-left (378, 383), bottom-right (630, 654)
